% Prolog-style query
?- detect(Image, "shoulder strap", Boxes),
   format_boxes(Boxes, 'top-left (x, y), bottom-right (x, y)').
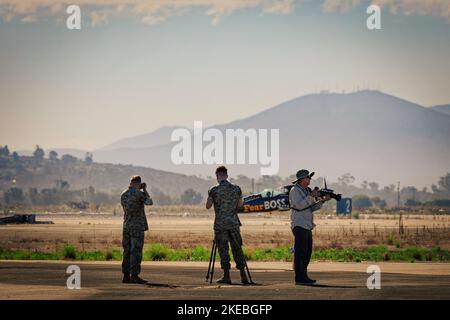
top-left (291, 200), bottom-right (321, 212)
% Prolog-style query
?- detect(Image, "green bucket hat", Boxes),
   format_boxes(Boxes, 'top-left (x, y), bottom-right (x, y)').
top-left (292, 169), bottom-right (315, 184)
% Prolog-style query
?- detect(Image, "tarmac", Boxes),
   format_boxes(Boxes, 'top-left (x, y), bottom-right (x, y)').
top-left (0, 260), bottom-right (449, 299)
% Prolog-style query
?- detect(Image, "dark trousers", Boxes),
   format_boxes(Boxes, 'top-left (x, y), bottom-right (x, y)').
top-left (122, 228), bottom-right (145, 276)
top-left (215, 228), bottom-right (246, 270)
top-left (292, 226), bottom-right (313, 281)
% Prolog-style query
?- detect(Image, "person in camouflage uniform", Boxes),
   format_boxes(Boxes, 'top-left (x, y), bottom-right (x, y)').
top-left (121, 175), bottom-right (153, 284)
top-left (206, 166), bottom-right (249, 285)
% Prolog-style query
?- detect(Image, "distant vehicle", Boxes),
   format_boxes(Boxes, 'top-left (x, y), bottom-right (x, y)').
top-left (239, 185), bottom-right (293, 213)
top-left (0, 214), bottom-right (53, 225)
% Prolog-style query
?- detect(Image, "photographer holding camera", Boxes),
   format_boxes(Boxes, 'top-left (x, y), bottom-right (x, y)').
top-left (121, 175), bottom-right (153, 284)
top-left (290, 169), bottom-right (331, 285)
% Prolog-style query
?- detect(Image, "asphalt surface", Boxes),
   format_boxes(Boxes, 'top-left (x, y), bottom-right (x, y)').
top-left (0, 261), bottom-right (449, 299)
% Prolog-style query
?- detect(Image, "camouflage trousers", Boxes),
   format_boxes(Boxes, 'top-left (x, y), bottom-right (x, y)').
top-left (122, 228), bottom-right (145, 276)
top-left (215, 227), bottom-right (246, 270)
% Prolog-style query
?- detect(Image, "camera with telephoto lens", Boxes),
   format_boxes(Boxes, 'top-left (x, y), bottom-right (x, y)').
top-left (313, 186), bottom-right (342, 201)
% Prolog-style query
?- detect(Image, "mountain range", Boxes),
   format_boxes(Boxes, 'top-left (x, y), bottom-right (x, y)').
top-left (431, 104), bottom-right (450, 116)
top-left (20, 90), bottom-right (450, 188)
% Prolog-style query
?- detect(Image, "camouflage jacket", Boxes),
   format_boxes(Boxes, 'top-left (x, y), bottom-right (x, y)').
top-left (121, 187), bottom-right (153, 231)
top-left (208, 180), bottom-right (242, 231)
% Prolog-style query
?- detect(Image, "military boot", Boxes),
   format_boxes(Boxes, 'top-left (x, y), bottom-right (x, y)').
top-left (305, 274), bottom-right (317, 284)
top-left (240, 268), bottom-right (250, 285)
top-left (216, 268), bottom-right (232, 285)
top-left (122, 273), bottom-right (131, 284)
top-left (130, 275), bottom-right (148, 284)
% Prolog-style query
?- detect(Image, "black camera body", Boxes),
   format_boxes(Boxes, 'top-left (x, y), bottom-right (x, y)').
top-left (313, 186), bottom-right (342, 201)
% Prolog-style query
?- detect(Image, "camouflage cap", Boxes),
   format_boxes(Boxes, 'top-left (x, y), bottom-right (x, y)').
top-left (292, 169), bottom-right (315, 184)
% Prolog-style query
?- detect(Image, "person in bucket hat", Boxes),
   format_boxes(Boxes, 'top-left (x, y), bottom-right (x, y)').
top-left (292, 169), bottom-right (315, 184)
top-left (289, 169), bottom-right (330, 285)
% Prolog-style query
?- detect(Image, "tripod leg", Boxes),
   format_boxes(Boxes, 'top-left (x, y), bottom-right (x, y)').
top-left (210, 241), bottom-right (217, 284)
top-left (205, 240), bottom-right (215, 282)
top-left (244, 260), bottom-right (254, 284)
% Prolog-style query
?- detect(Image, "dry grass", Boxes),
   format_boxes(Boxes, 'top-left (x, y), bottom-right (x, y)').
top-left (0, 209), bottom-right (449, 253)
top-left (5, 204), bottom-right (211, 215)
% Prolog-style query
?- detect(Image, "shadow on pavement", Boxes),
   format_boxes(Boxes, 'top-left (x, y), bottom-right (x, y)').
top-left (298, 283), bottom-right (357, 289)
top-left (146, 282), bottom-right (180, 289)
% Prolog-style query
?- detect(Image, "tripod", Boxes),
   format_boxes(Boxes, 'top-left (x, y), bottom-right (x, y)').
top-left (205, 240), bottom-right (217, 284)
top-left (205, 239), bottom-right (254, 284)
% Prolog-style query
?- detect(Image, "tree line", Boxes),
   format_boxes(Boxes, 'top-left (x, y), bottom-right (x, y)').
top-left (1, 145), bottom-right (449, 209)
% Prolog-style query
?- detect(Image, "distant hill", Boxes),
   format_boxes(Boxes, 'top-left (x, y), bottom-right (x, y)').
top-left (98, 126), bottom-right (186, 151)
top-left (18, 148), bottom-right (88, 160)
top-left (0, 155), bottom-right (212, 198)
top-left (431, 104), bottom-right (450, 116)
top-left (81, 90), bottom-right (450, 188)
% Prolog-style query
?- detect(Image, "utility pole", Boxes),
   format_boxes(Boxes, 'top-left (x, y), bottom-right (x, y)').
top-left (397, 181), bottom-right (403, 234)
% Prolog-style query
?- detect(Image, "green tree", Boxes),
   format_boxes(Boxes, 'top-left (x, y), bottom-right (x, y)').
top-left (378, 199), bottom-right (387, 209)
top-left (12, 152), bottom-right (20, 162)
top-left (4, 187), bottom-right (25, 205)
top-left (361, 180), bottom-right (368, 190)
top-left (49, 150), bottom-right (59, 161)
top-left (369, 182), bottom-right (379, 192)
top-left (337, 173), bottom-right (355, 186)
top-left (61, 154), bottom-right (78, 164)
top-left (431, 185), bottom-right (440, 194)
top-left (27, 188), bottom-right (40, 205)
top-left (438, 173), bottom-right (450, 193)
top-left (373, 197), bottom-right (385, 208)
top-left (33, 145), bottom-right (45, 160)
top-left (405, 199), bottom-right (421, 207)
top-left (233, 175), bottom-right (253, 193)
top-left (371, 197), bottom-right (381, 206)
top-left (353, 195), bottom-right (373, 209)
top-left (432, 199), bottom-right (450, 207)
top-left (180, 188), bottom-right (203, 205)
top-left (55, 180), bottom-right (70, 191)
top-left (0, 145), bottom-right (10, 156)
top-left (150, 187), bottom-right (173, 205)
top-left (259, 175), bottom-right (282, 189)
top-left (84, 152), bottom-right (94, 165)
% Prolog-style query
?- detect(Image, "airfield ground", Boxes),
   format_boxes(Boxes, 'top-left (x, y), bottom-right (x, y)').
top-left (1, 212), bottom-right (449, 299)
top-left (0, 260), bottom-right (449, 299)
top-left (0, 212), bottom-right (449, 251)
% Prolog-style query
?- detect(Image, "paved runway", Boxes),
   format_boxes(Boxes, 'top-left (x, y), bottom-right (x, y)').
top-left (0, 261), bottom-right (449, 299)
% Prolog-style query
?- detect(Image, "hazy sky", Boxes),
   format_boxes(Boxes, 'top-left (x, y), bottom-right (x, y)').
top-left (1, 0), bottom-right (450, 151)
